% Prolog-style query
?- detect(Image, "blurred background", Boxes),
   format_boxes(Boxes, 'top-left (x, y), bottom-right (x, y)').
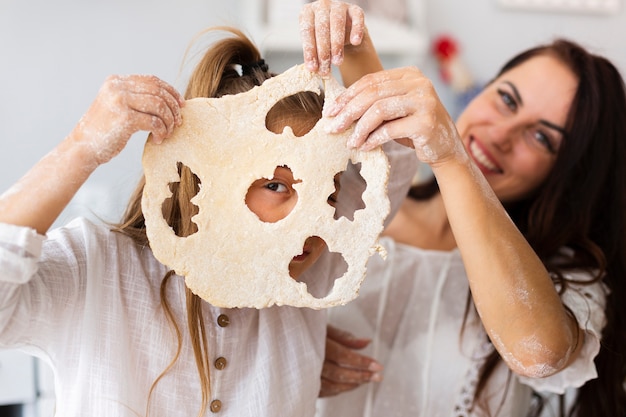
top-left (0, 0), bottom-right (624, 415)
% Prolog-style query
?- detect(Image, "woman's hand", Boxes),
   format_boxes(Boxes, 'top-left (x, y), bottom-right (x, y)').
top-left (325, 67), bottom-right (463, 165)
top-left (320, 325), bottom-right (383, 397)
top-left (71, 74), bottom-right (184, 167)
top-left (300, 0), bottom-right (366, 76)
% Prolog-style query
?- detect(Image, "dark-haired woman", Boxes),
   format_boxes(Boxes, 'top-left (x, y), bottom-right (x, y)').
top-left (302, 2), bottom-right (626, 416)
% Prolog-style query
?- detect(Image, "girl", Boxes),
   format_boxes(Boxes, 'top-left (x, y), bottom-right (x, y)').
top-left (0, 19), bottom-right (415, 417)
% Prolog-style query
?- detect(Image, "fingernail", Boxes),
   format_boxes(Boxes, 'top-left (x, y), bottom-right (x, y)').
top-left (368, 362), bottom-right (384, 372)
top-left (370, 372), bottom-right (384, 382)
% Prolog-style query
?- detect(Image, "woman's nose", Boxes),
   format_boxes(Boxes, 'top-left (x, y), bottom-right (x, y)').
top-left (488, 121), bottom-right (519, 152)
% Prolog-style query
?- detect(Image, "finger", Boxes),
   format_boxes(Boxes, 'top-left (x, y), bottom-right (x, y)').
top-left (327, 325), bottom-right (370, 349)
top-left (109, 75), bottom-right (183, 132)
top-left (361, 117), bottom-right (428, 152)
top-left (325, 71), bottom-right (396, 119)
top-left (347, 5), bottom-right (365, 45)
top-left (300, 5), bottom-right (319, 72)
top-left (128, 110), bottom-right (169, 144)
top-left (314, 3), bottom-right (332, 76)
top-left (320, 377), bottom-right (362, 397)
top-left (322, 357), bottom-right (382, 384)
top-left (127, 92), bottom-right (178, 137)
top-left (348, 96), bottom-right (415, 148)
top-left (329, 2), bottom-right (347, 66)
top-left (326, 338), bottom-right (382, 371)
top-left (129, 76), bottom-right (184, 126)
top-left (153, 76), bottom-right (185, 108)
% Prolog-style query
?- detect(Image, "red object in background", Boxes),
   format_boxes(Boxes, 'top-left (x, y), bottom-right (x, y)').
top-left (432, 35), bottom-right (460, 85)
top-left (433, 35), bottom-right (458, 61)
top-left (431, 34), bottom-right (475, 94)
top-left (431, 34), bottom-right (482, 115)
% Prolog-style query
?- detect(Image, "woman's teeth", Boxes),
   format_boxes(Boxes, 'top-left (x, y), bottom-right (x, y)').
top-left (470, 141), bottom-right (499, 172)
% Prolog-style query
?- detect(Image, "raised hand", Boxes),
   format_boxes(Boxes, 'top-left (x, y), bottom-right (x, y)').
top-left (300, 0), bottom-right (366, 76)
top-left (325, 67), bottom-right (463, 164)
top-left (0, 74), bottom-right (184, 234)
top-left (72, 74), bottom-right (184, 166)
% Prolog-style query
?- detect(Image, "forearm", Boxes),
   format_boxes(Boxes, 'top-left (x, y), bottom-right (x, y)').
top-left (0, 132), bottom-right (98, 235)
top-left (339, 28), bottom-right (383, 87)
top-left (432, 155), bottom-right (580, 376)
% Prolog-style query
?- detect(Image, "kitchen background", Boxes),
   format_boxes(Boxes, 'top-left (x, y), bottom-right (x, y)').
top-left (1, 0), bottom-right (624, 416)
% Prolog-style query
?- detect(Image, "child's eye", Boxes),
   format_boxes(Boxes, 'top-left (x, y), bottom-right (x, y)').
top-left (265, 182), bottom-right (288, 193)
top-left (497, 89), bottom-right (518, 112)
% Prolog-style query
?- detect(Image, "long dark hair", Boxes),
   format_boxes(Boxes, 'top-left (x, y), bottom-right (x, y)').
top-left (410, 38), bottom-right (626, 416)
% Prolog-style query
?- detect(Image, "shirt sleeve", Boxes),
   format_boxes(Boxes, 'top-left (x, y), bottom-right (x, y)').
top-left (517, 270), bottom-right (608, 394)
top-left (0, 222), bottom-right (45, 284)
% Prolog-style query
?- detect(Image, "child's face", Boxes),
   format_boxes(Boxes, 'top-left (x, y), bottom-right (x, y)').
top-left (245, 166), bottom-right (338, 279)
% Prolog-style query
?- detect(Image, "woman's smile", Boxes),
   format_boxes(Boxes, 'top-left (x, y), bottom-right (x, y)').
top-left (468, 137), bottom-right (502, 174)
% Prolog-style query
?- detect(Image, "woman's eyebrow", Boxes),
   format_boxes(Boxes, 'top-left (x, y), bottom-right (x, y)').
top-left (502, 81), bottom-right (523, 105)
top-left (501, 80), bottom-right (567, 136)
top-left (539, 119), bottom-right (567, 136)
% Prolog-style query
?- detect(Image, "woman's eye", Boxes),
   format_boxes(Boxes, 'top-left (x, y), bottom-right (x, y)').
top-left (497, 89), bottom-right (517, 111)
top-left (265, 182), bottom-right (289, 193)
top-left (531, 130), bottom-right (556, 154)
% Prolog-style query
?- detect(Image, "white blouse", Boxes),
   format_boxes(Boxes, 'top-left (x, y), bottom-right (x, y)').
top-left (316, 237), bottom-right (607, 417)
top-left (0, 218), bottom-right (326, 416)
top-left (0, 143), bottom-right (417, 417)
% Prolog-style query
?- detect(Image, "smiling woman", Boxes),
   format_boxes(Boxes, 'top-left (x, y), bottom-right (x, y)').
top-left (311, 30), bottom-right (626, 417)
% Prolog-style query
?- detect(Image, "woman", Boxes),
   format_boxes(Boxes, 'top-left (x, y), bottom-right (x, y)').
top-left (301, 1), bottom-right (626, 416)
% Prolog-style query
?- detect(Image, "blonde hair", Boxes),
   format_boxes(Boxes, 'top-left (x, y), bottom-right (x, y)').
top-left (112, 27), bottom-right (324, 417)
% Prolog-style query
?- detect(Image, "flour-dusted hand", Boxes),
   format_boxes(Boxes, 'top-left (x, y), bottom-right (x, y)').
top-left (0, 74), bottom-right (184, 234)
top-left (320, 325), bottom-right (383, 397)
top-left (300, 0), bottom-right (365, 76)
top-left (325, 67), bottom-right (464, 165)
top-left (73, 74), bottom-right (185, 166)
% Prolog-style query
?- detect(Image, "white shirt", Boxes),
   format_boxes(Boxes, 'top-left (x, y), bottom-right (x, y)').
top-left (0, 218), bottom-right (325, 416)
top-left (316, 237), bottom-right (607, 417)
top-left (0, 143), bottom-right (417, 417)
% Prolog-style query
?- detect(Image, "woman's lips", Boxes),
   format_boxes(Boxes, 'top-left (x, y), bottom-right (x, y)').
top-left (468, 138), bottom-right (503, 174)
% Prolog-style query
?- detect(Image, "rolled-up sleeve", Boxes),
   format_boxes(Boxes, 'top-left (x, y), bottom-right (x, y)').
top-left (0, 223), bottom-right (45, 285)
top-left (518, 270), bottom-right (608, 394)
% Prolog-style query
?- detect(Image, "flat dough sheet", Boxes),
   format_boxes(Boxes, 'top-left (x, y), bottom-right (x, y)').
top-left (142, 64), bottom-right (390, 309)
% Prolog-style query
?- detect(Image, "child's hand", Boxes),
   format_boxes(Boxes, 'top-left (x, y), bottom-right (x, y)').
top-left (300, 0), bottom-right (365, 76)
top-left (320, 325), bottom-right (383, 397)
top-left (324, 67), bottom-right (462, 164)
top-left (71, 74), bottom-right (185, 166)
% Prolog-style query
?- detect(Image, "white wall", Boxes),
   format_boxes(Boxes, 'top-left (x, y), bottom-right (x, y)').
top-left (0, 0), bottom-right (241, 225)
